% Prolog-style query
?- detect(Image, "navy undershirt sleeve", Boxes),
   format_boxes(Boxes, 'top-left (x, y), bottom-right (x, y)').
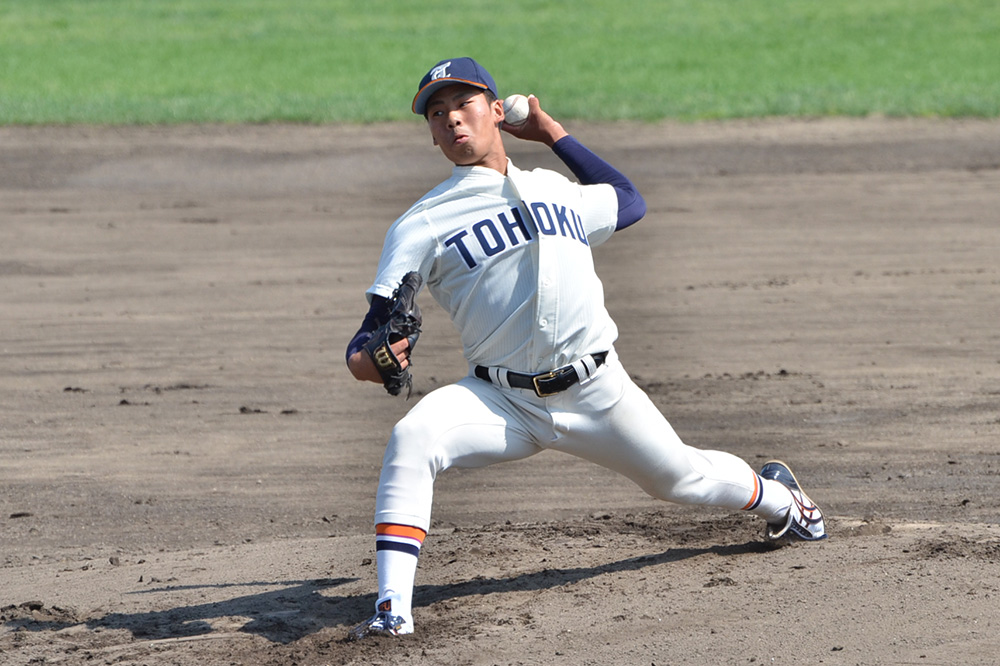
top-left (552, 135), bottom-right (646, 231)
top-left (345, 295), bottom-right (391, 364)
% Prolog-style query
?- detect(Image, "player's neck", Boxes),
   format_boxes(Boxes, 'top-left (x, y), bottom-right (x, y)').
top-left (479, 151), bottom-right (509, 175)
top-left (453, 147), bottom-right (508, 174)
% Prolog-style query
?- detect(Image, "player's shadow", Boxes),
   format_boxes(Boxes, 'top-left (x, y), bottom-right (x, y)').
top-left (1, 578), bottom-right (358, 645)
top-left (2, 541), bottom-right (771, 644)
top-left (415, 540), bottom-right (776, 610)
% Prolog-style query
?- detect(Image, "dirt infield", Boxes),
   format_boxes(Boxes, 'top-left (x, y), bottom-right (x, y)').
top-left (2, 119), bottom-right (999, 665)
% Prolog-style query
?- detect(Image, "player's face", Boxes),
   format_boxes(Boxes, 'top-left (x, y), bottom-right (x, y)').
top-left (426, 84), bottom-right (506, 172)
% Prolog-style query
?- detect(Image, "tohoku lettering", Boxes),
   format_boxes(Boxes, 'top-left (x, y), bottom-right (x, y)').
top-left (444, 202), bottom-right (588, 269)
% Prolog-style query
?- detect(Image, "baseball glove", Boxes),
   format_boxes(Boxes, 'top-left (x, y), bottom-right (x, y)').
top-left (362, 271), bottom-right (423, 397)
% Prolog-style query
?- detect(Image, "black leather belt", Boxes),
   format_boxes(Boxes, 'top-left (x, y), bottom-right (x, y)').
top-left (474, 352), bottom-right (607, 397)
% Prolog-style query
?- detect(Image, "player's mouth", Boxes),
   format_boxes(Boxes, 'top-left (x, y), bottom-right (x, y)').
top-left (452, 132), bottom-right (469, 146)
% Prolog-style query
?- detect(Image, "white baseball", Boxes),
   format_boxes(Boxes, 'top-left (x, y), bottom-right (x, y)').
top-left (503, 94), bottom-right (530, 126)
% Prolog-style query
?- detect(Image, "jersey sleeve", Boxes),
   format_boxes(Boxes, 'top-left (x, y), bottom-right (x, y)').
top-left (517, 166), bottom-right (619, 248)
top-left (367, 211), bottom-right (437, 301)
top-left (575, 181), bottom-right (619, 248)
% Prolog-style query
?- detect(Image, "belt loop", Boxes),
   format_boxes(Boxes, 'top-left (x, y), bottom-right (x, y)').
top-left (572, 353), bottom-right (599, 387)
top-left (490, 366), bottom-right (511, 389)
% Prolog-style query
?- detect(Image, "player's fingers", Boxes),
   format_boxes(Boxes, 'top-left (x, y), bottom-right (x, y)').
top-left (523, 94), bottom-right (549, 125)
top-left (390, 338), bottom-right (410, 366)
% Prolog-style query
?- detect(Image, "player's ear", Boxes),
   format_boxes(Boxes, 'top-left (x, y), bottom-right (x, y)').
top-left (492, 100), bottom-right (505, 131)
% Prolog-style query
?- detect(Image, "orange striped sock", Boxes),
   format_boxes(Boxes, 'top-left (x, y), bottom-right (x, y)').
top-left (741, 472), bottom-right (764, 511)
top-left (375, 524), bottom-right (426, 627)
top-left (375, 523), bottom-right (427, 557)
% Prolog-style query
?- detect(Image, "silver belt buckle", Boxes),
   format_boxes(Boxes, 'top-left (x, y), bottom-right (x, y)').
top-left (531, 370), bottom-right (560, 397)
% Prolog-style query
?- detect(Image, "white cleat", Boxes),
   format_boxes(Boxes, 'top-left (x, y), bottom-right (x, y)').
top-left (347, 594), bottom-right (412, 640)
top-left (760, 460), bottom-right (827, 541)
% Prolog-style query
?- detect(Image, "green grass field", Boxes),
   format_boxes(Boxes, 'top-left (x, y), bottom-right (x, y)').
top-left (1, 0), bottom-right (998, 124)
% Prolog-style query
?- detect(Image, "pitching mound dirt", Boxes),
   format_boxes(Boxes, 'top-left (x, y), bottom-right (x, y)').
top-left (2, 118), bottom-right (999, 665)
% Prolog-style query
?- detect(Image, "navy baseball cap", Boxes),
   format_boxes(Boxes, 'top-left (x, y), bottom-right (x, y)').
top-left (412, 57), bottom-right (498, 115)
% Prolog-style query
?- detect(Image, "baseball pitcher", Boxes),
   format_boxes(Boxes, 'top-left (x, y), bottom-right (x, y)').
top-left (345, 57), bottom-right (826, 639)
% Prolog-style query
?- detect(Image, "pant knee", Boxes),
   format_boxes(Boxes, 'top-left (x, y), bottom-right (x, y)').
top-left (663, 471), bottom-right (709, 505)
top-left (383, 416), bottom-right (444, 480)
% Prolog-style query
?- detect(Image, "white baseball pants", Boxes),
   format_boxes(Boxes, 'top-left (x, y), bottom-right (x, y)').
top-left (374, 351), bottom-right (770, 532)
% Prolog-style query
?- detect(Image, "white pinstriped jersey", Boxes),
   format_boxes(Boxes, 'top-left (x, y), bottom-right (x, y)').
top-left (368, 159), bottom-right (619, 373)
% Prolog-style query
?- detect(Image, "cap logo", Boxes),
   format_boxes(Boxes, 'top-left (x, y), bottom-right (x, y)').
top-left (429, 61), bottom-right (452, 81)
